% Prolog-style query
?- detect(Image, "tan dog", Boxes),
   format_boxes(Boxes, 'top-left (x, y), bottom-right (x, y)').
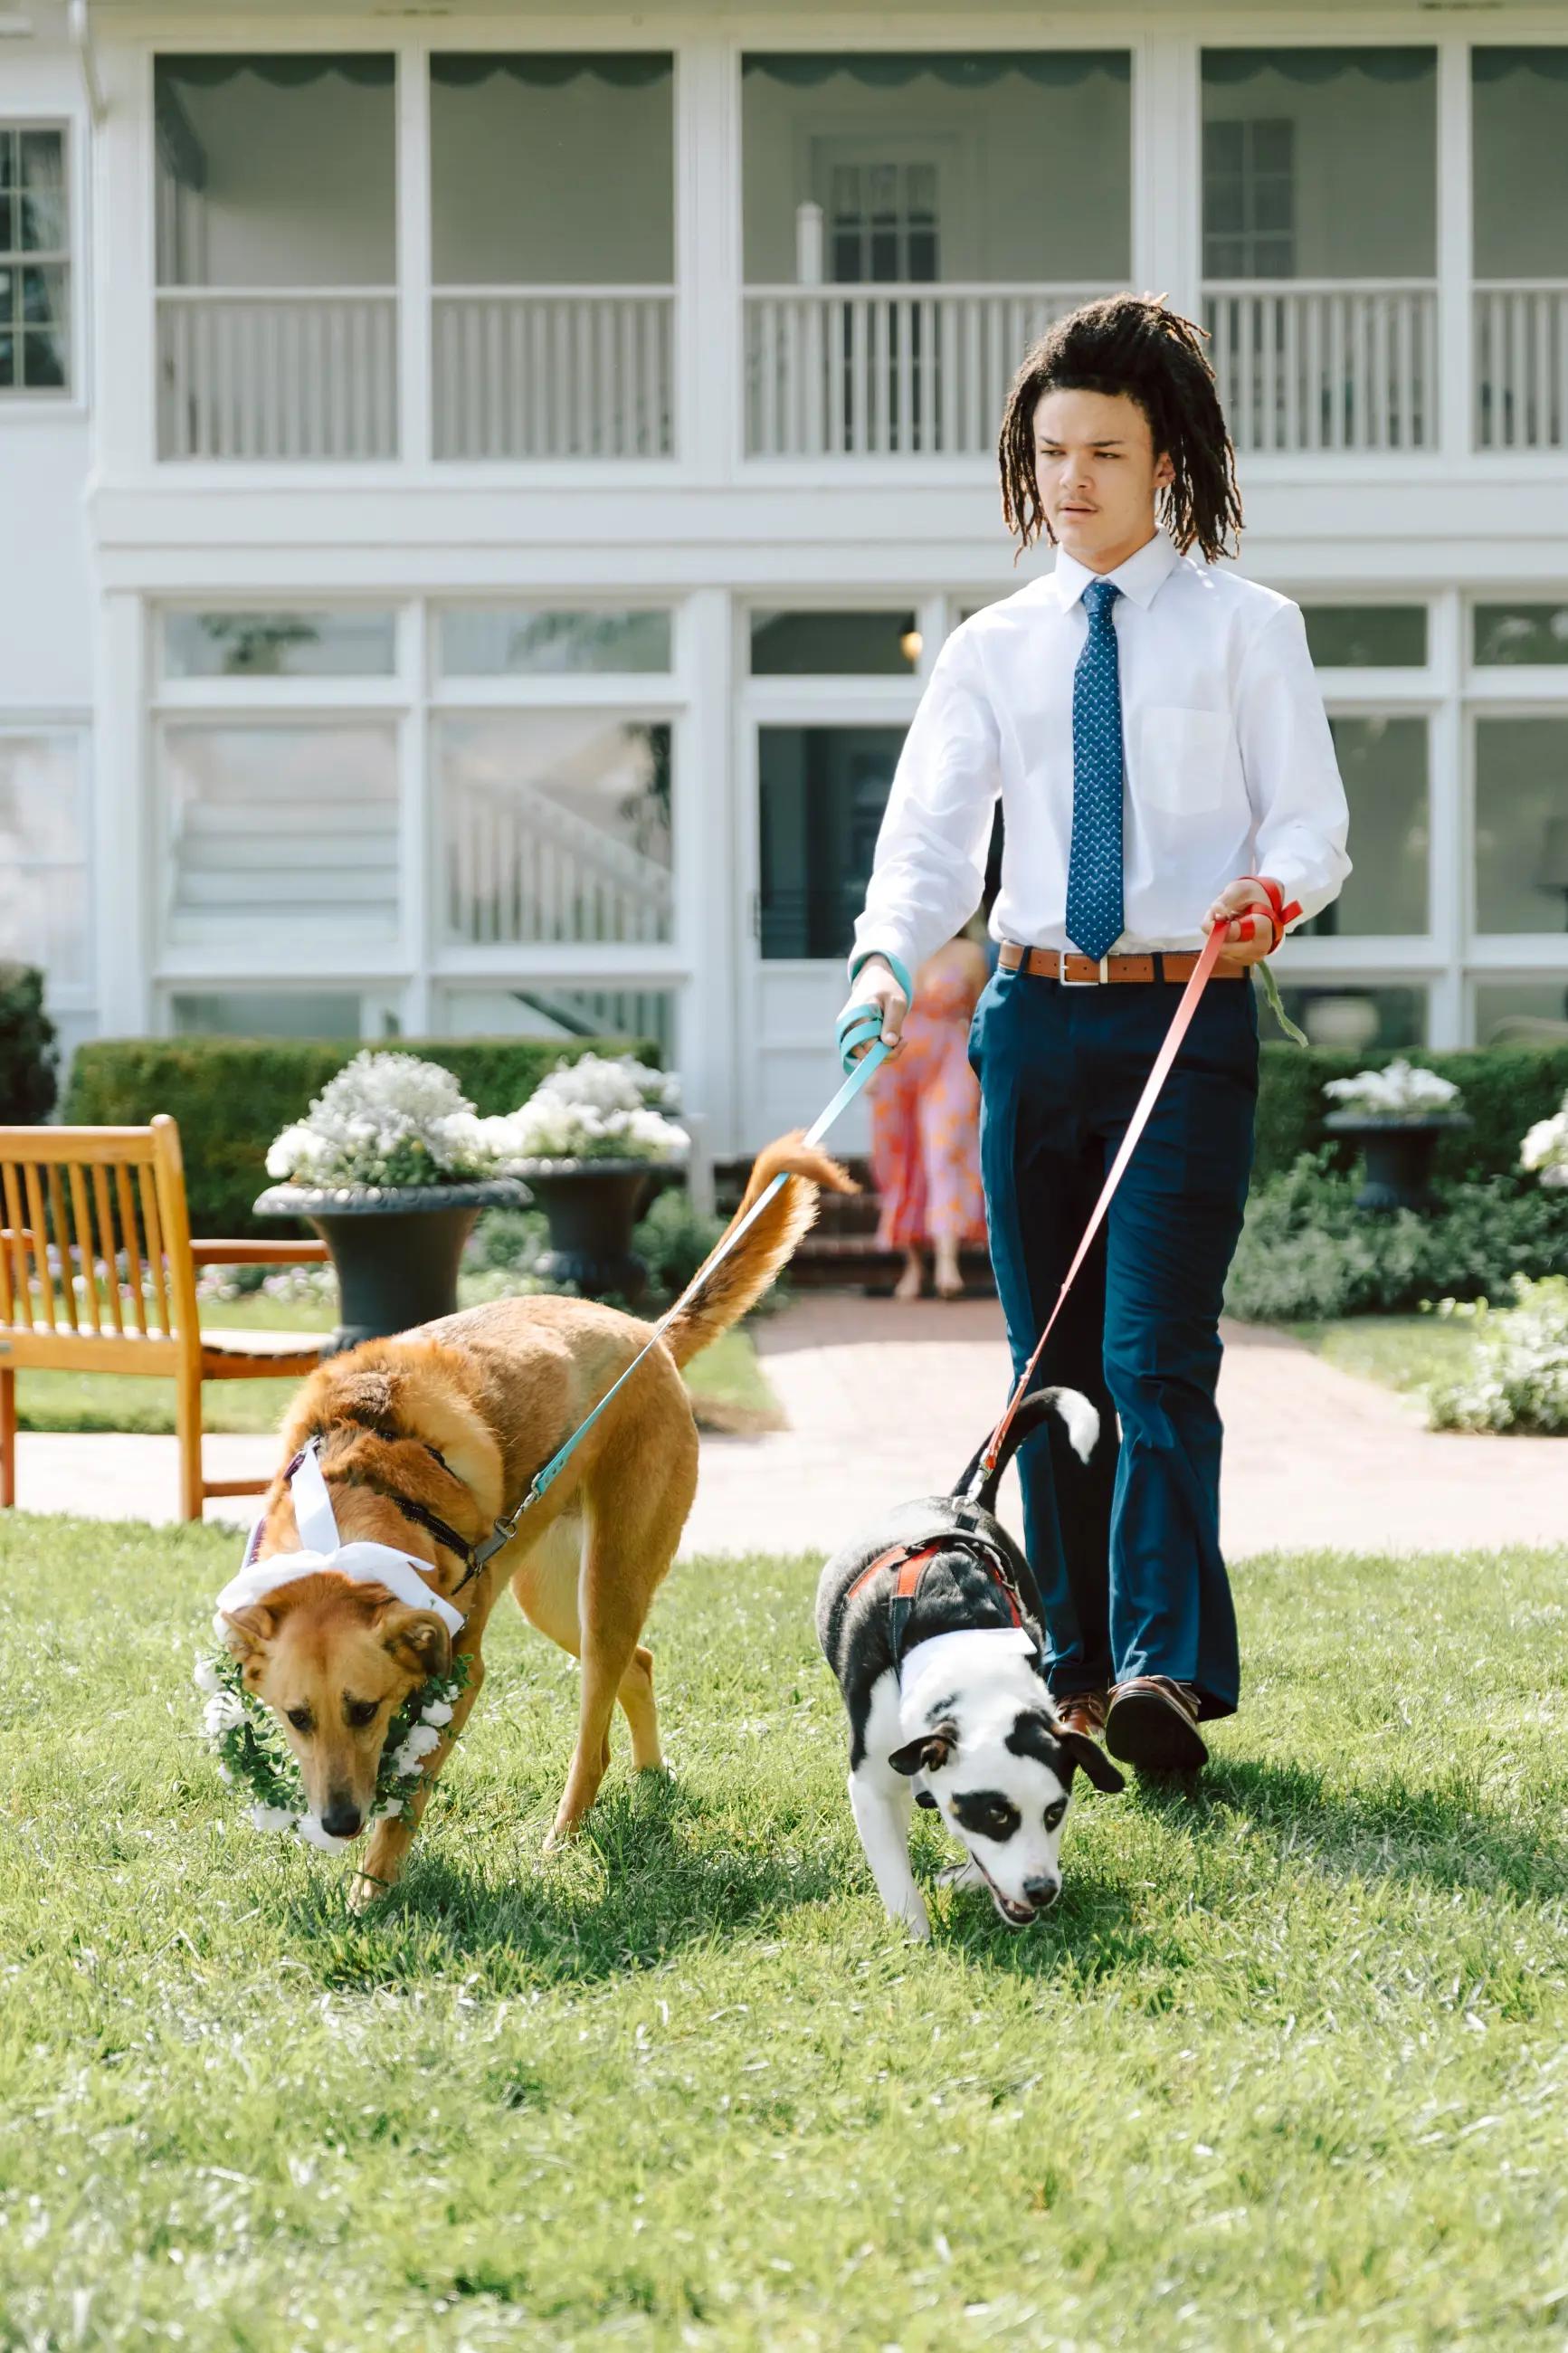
top-left (220, 1135), bottom-right (852, 1905)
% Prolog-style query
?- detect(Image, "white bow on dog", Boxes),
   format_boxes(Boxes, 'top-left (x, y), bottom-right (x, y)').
top-left (214, 1439), bottom-right (467, 1637)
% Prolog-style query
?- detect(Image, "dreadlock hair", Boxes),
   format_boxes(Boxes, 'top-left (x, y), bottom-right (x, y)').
top-left (997, 292), bottom-right (1243, 567)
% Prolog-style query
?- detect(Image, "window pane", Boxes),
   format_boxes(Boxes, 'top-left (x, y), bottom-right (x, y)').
top-left (431, 55), bottom-right (673, 286)
top-left (758, 724), bottom-right (904, 958)
top-left (163, 610), bottom-right (397, 679)
top-left (162, 723), bottom-right (400, 946)
top-left (441, 983), bottom-right (676, 1062)
top-left (1273, 985), bottom-right (1427, 1052)
top-left (1474, 718), bottom-right (1568, 933)
top-left (22, 328), bottom-right (65, 390)
top-left (19, 129), bottom-right (67, 251)
top-left (1473, 602), bottom-right (1568, 666)
top-left (750, 611), bottom-right (919, 676)
top-left (1302, 605), bottom-right (1428, 667)
top-left (171, 991), bottom-right (364, 1039)
top-left (1473, 51), bottom-right (1568, 279)
top-left (1474, 980), bottom-right (1568, 1044)
top-left (438, 609), bottom-right (671, 677)
top-left (0, 732), bottom-right (90, 989)
top-left (437, 714), bottom-right (672, 948)
top-left (1300, 717), bottom-right (1428, 938)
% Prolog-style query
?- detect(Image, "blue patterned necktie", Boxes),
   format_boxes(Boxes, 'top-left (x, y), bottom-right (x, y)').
top-left (1065, 576), bottom-right (1126, 963)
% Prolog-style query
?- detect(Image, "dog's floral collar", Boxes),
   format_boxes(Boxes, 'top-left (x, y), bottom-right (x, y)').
top-left (200, 1436), bottom-right (469, 1853)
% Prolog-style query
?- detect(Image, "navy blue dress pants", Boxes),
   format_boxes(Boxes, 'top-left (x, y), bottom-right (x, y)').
top-left (966, 967), bottom-right (1258, 1720)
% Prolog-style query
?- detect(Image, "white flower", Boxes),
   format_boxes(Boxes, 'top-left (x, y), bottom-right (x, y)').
top-left (1324, 1059), bottom-right (1459, 1118)
top-left (202, 1691), bottom-right (246, 1737)
top-left (419, 1699), bottom-right (454, 1728)
top-left (248, 1803), bottom-right (298, 1834)
top-left (297, 1815), bottom-right (355, 1853)
top-left (263, 1051), bottom-right (513, 1189)
top-left (1520, 1097), bottom-right (1568, 1188)
top-left (218, 1764), bottom-right (235, 1786)
top-left (366, 1799), bottom-right (404, 1827)
top-left (192, 1656), bottom-right (223, 1695)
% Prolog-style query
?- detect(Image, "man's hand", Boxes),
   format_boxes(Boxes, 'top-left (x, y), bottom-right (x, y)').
top-left (838, 956), bottom-right (909, 1060)
top-left (1202, 879), bottom-right (1278, 968)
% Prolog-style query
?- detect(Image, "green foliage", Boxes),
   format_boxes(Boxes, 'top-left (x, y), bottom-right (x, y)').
top-left (0, 960), bottom-right (58, 1123)
top-left (1226, 1151), bottom-right (1568, 1322)
top-left (1427, 1276), bottom-right (1568, 1434)
top-left (2, 1515), bottom-right (1568, 2347)
top-left (1252, 1039), bottom-right (1568, 1186)
top-left (632, 1180), bottom-right (727, 1300)
top-left (62, 1034), bottom-right (658, 1237)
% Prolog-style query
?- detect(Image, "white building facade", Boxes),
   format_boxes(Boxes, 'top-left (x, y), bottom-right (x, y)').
top-left (4, 1), bottom-right (1568, 1154)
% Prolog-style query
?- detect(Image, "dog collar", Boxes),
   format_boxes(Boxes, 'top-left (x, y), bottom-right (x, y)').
top-left (217, 1440), bottom-right (467, 1638)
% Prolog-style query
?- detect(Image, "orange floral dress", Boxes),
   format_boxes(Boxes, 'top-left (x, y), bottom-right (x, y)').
top-left (870, 951), bottom-right (988, 1249)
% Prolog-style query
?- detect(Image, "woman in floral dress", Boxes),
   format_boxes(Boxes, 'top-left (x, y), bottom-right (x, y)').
top-left (870, 927), bottom-right (990, 1300)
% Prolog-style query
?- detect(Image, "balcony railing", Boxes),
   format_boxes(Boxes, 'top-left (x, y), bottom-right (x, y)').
top-left (156, 291), bottom-right (398, 462)
top-left (1474, 282), bottom-right (1568, 451)
top-left (445, 785), bottom-right (672, 949)
top-left (1202, 281), bottom-right (1439, 454)
top-left (744, 283), bottom-right (1108, 458)
top-left (432, 288), bottom-right (676, 461)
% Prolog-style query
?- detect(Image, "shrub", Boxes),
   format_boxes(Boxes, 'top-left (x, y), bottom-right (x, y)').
top-left (0, 962), bottom-right (58, 1124)
top-left (1252, 1041), bottom-right (1568, 1186)
top-left (64, 1034), bottom-right (658, 1236)
top-left (1225, 1152), bottom-right (1568, 1323)
top-left (1426, 1277), bottom-right (1568, 1435)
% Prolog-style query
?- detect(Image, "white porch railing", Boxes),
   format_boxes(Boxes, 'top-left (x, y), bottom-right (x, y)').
top-left (446, 785), bottom-right (672, 948)
top-left (432, 289), bottom-right (676, 460)
top-left (156, 291), bottom-right (398, 461)
top-left (743, 284), bottom-right (1109, 458)
top-left (1474, 282), bottom-right (1568, 451)
top-left (1202, 281), bottom-right (1439, 454)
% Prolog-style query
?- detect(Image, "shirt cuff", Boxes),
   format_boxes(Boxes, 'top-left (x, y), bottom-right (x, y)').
top-left (847, 936), bottom-right (918, 996)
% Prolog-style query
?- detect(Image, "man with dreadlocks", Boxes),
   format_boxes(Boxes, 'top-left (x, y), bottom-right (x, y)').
top-left (838, 293), bottom-right (1350, 1775)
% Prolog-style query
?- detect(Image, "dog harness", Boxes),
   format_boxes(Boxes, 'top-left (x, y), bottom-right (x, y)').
top-left (846, 1531), bottom-right (1031, 1672)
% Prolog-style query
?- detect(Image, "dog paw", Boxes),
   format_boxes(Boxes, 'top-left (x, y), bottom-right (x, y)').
top-left (344, 1867), bottom-right (386, 1917)
top-left (936, 1858), bottom-right (986, 1891)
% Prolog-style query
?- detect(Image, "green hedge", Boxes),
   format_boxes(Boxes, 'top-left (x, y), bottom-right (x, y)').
top-left (63, 1035), bottom-right (658, 1238)
top-left (0, 961), bottom-right (58, 1124)
top-left (1253, 1043), bottom-right (1568, 1187)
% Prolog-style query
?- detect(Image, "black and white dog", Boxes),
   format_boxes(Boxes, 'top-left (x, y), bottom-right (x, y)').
top-left (816, 1387), bottom-right (1124, 1939)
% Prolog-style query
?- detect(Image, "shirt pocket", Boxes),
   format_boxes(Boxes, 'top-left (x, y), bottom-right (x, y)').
top-left (1136, 706), bottom-right (1233, 815)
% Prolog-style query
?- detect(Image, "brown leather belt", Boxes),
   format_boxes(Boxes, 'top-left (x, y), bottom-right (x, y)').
top-left (999, 941), bottom-right (1247, 985)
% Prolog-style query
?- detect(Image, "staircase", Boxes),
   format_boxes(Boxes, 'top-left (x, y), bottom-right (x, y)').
top-left (712, 1156), bottom-right (994, 1295)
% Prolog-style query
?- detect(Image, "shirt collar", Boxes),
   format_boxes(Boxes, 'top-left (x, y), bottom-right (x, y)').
top-left (1049, 528), bottom-right (1182, 614)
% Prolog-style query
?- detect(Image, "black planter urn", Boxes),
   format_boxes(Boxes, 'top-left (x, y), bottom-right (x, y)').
top-left (513, 1158), bottom-right (658, 1304)
top-left (1323, 1110), bottom-right (1470, 1214)
top-left (253, 1178), bottom-right (531, 1356)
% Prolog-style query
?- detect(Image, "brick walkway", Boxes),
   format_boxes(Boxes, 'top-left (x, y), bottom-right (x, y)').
top-left (7, 1293), bottom-right (1561, 1559)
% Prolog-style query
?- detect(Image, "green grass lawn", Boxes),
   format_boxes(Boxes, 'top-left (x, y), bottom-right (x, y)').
top-left (2, 1519), bottom-right (1566, 2349)
top-left (1287, 1313), bottom-right (1481, 1399)
top-left (15, 1294), bottom-right (782, 1439)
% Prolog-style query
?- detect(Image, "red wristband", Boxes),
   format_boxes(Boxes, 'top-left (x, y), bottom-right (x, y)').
top-left (1236, 874), bottom-right (1301, 953)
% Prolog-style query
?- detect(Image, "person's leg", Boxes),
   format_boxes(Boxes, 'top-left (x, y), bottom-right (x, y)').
top-left (1090, 979), bottom-right (1259, 1730)
top-left (871, 1026), bottom-right (929, 1299)
top-left (917, 1023), bottom-right (986, 1300)
top-left (969, 970), bottom-right (1118, 1703)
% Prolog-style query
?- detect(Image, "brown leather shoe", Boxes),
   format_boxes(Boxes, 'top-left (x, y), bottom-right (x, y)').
top-left (1105, 1676), bottom-right (1208, 1774)
top-left (1052, 1688), bottom-right (1110, 1741)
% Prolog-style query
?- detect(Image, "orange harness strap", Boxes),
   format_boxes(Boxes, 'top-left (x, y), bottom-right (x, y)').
top-left (845, 1535), bottom-right (1026, 1665)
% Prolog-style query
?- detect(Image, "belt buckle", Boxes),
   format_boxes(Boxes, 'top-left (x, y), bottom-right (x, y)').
top-left (1060, 953), bottom-right (1109, 987)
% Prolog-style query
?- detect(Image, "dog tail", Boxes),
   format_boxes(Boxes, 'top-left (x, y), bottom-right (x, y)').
top-left (660, 1131), bottom-right (857, 1368)
top-left (954, 1385), bottom-right (1100, 1515)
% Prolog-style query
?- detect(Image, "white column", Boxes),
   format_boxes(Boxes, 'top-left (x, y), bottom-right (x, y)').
top-left (1427, 588), bottom-right (1466, 1048)
top-left (677, 588), bottom-right (738, 1151)
top-left (1436, 37), bottom-right (1473, 466)
top-left (676, 39), bottom-right (740, 481)
top-left (399, 600), bottom-right (432, 1034)
top-left (1133, 34), bottom-right (1202, 321)
top-left (396, 42), bottom-right (432, 468)
top-left (93, 43), bottom-right (155, 474)
top-left (93, 592), bottom-right (151, 1030)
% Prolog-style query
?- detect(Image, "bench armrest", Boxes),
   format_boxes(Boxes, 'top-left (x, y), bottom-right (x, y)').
top-left (188, 1239), bottom-right (331, 1267)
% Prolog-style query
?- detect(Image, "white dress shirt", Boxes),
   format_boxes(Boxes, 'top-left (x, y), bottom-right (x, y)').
top-left (851, 528), bottom-right (1351, 982)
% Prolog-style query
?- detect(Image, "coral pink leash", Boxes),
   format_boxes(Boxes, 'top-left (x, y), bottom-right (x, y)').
top-left (972, 917), bottom-right (1233, 1490)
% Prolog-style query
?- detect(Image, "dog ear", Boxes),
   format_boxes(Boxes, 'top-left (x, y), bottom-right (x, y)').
top-left (888, 1721), bottom-right (957, 1777)
top-left (1059, 1730), bottom-right (1125, 1794)
top-left (220, 1604), bottom-right (277, 1662)
top-left (380, 1606), bottom-right (452, 1682)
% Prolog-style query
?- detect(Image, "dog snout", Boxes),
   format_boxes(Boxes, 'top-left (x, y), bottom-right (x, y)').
top-left (1023, 1874), bottom-right (1060, 1910)
top-left (320, 1795), bottom-right (365, 1839)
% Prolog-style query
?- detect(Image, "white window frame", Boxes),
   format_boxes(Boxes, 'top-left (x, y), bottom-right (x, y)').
top-left (0, 117), bottom-right (78, 409)
top-left (0, 718), bottom-right (94, 1011)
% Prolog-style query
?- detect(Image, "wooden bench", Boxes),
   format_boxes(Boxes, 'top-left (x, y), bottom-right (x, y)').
top-left (0, 1114), bottom-right (329, 1520)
